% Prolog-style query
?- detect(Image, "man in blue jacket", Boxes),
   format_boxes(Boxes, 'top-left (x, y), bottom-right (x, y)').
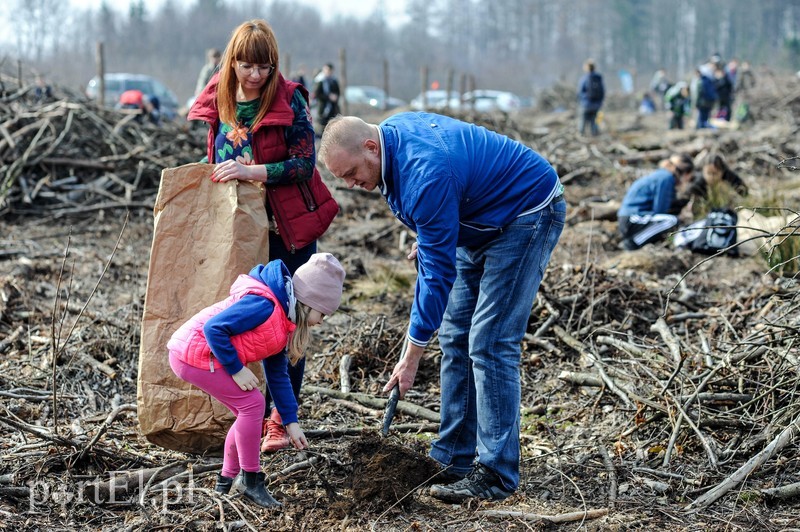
top-left (319, 113), bottom-right (565, 502)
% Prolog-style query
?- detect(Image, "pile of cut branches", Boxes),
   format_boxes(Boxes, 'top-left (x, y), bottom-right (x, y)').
top-left (0, 86), bottom-right (204, 218)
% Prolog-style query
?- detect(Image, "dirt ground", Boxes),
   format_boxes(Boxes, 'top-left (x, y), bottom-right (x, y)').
top-left (1, 76), bottom-right (800, 531)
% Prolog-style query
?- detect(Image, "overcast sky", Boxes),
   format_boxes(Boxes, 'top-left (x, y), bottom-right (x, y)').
top-left (66, 0), bottom-right (409, 25)
top-left (0, 0), bottom-right (409, 49)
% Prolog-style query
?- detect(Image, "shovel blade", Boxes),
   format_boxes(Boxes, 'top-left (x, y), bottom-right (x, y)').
top-left (381, 384), bottom-right (400, 436)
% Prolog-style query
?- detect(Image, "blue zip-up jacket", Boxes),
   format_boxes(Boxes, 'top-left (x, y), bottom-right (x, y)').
top-left (203, 260), bottom-right (299, 425)
top-left (616, 168), bottom-right (676, 218)
top-left (379, 112), bottom-right (561, 347)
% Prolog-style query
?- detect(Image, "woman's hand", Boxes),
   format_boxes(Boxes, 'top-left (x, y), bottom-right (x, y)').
top-left (284, 422), bottom-right (309, 450)
top-left (211, 159), bottom-right (266, 183)
top-left (231, 367), bottom-right (259, 391)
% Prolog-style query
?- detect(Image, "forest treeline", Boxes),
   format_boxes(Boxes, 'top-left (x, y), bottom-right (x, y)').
top-left (2, 0), bottom-right (799, 106)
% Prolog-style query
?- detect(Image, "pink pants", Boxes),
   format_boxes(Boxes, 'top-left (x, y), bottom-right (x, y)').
top-left (169, 352), bottom-right (264, 477)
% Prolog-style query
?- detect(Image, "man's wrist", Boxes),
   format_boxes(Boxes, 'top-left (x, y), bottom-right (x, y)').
top-left (404, 342), bottom-right (425, 362)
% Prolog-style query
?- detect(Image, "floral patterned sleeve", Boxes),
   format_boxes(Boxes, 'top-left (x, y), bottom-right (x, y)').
top-left (264, 89), bottom-right (316, 185)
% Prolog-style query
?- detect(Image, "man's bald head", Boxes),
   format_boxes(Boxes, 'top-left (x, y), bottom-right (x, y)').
top-left (318, 115), bottom-right (377, 166)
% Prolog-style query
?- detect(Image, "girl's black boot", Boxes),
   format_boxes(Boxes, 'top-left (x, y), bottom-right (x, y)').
top-left (237, 470), bottom-right (281, 508)
top-left (214, 473), bottom-right (234, 494)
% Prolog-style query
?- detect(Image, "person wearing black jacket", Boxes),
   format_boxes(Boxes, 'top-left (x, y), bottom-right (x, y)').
top-left (714, 66), bottom-right (734, 121)
top-left (672, 153), bottom-right (748, 213)
top-left (313, 63), bottom-right (340, 131)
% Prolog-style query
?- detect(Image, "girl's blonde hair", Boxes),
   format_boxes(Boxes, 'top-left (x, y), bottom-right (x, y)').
top-left (286, 301), bottom-right (312, 365)
top-left (217, 19), bottom-right (280, 130)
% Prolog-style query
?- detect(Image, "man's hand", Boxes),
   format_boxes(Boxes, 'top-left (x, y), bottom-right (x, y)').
top-left (382, 342), bottom-right (424, 398)
top-left (231, 367), bottom-right (259, 391)
top-left (407, 241), bottom-right (418, 261)
top-left (284, 422), bottom-right (309, 449)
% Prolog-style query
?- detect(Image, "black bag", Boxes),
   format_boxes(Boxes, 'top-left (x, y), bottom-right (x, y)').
top-left (674, 208), bottom-right (739, 256)
top-left (587, 74), bottom-right (603, 101)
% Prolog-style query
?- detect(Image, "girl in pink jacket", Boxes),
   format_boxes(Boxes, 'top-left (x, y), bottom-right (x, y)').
top-left (168, 253), bottom-right (345, 507)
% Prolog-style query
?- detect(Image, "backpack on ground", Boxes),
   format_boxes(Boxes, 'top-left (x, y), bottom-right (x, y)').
top-left (587, 74), bottom-right (603, 101)
top-left (674, 208), bottom-right (739, 256)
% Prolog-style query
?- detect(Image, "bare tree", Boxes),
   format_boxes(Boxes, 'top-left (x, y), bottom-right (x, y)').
top-left (11, 0), bottom-right (68, 63)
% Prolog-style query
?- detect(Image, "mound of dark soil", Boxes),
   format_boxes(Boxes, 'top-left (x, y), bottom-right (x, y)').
top-left (346, 432), bottom-right (440, 509)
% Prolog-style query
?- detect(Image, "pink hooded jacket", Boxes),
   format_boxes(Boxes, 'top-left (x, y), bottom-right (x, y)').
top-left (167, 274), bottom-right (296, 372)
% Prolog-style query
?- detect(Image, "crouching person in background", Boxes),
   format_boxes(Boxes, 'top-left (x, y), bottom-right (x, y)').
top-left (617, 153), bottom-right (695, 250)
top-left (167, 254), bottom-right (345, 507)
top-left (117, 89), bottom-right (161, 125)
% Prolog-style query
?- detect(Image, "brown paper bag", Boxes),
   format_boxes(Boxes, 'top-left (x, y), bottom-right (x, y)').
top-left (137, 163), bottom-right (269, 454)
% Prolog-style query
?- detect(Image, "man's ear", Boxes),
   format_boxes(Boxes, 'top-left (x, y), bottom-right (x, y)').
top-left (364, 138), bottom-right (379, 154)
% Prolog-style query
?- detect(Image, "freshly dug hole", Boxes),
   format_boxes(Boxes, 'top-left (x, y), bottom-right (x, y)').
top-left (344, 432), bottom-right (440, 509)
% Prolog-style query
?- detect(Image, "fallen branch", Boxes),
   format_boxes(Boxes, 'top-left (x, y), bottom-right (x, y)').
top-left (0, 412), bottom-right (81, 449)
top-left (477, 507), bottom-right (608, 524)
top-left (596, 335), bottom-right (646, 358)
top-left (84, 462), bottom-right (186, 503)
top-left (686, 414), bottom-right (800, 510)
top-left (598, 445), bottom-right (617, 507)
top-left (760, 481), bottom-right (800, 500)
top-left (269, 455), bottom-right (320, 482)
top-left (305, 423), bottom-right (439, 438)
top-left (339, 354), bottom-right (352, 393)
top-left (559, 370), bottom-right (602, 387)
top-left (665, 390), bottom-right (718, 469)
top-left (0, 325), bottom-right (24, 354)
top-left (331, 398), bottom-right (382, 418)
top-left (303, 385), bottom-right (440, 422)
top-left (650, 318), bottom-right (682, 392)
top-left (559, 166), bottom-right (594, 185)
top-left (553, 325), bottom-right (634, 409)
top-left (75, 403), bottom-right (136, 461)
top-left (73, 350), bottom-right (117, 379)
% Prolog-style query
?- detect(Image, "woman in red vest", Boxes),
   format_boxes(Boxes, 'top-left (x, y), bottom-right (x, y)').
top-left (188, 19), bottom-right (339, 454)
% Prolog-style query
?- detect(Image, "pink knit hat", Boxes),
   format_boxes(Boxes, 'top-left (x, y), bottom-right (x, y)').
top-left (292, 253), bottom-right (346, 316)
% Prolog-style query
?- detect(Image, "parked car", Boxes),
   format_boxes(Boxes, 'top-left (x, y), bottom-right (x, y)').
top-left (385, 95), bottom-right (408, 109)
top-left (409, 90), bottom-right (461, 111)
top-left (345, 85), bottom-right (385, 109)
top-left (345, 85), bottom-right (407, 111)
top-left (85, 73), bottom-right (180, 121)
top-left (462, 90), bottom-right (522, 113)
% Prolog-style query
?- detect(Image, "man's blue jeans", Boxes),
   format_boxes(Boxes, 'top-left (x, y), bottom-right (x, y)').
top-left (430, 197), bottom-right (565, 491)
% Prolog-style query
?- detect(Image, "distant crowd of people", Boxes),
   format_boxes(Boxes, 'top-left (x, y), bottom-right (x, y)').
top-left (652, 54), bottom-right (756, 130)
top-left (575, 52), bottom-right (757, 136)
top-left (569, 53), bottom-right (786, 266)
